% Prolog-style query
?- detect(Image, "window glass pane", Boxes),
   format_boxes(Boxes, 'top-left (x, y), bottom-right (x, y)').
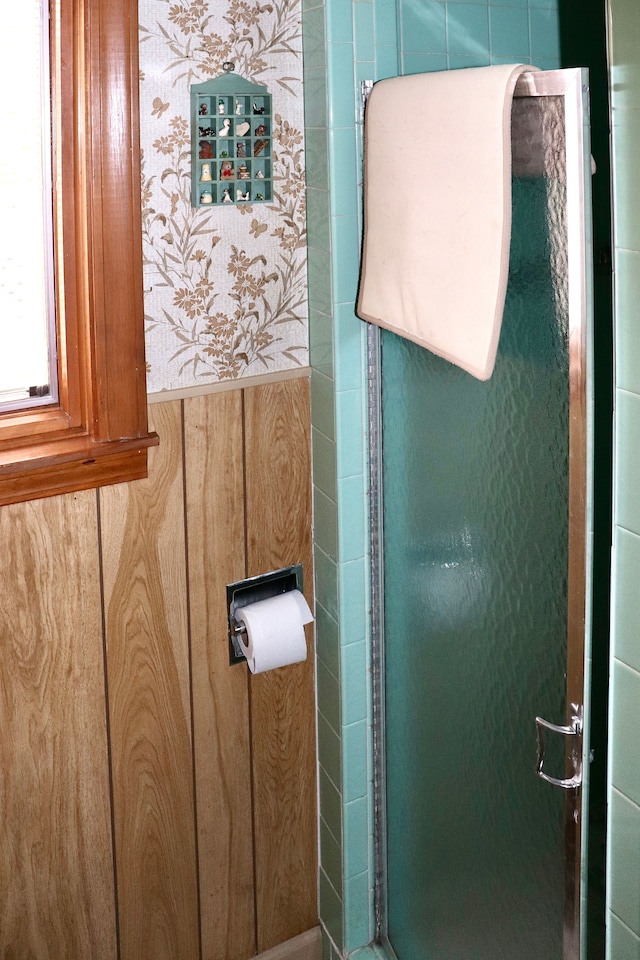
top-left (0, 0), bottom-right (56, 408)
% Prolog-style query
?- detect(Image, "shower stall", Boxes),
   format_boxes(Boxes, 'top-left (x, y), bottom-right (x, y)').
top-left (372, 69), bottom-right (593, 959)
top-left (303, 3), bottom-right (606, 959)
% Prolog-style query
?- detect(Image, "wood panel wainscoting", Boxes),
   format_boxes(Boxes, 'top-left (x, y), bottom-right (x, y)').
top-left (0, 377), bottom-right (318, 960)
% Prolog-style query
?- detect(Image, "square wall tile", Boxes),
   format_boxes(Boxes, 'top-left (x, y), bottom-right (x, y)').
top-left (612, 525), bottom-right (640, 673)
top-left (313, 426), bottom-right (337, 500)
top-left (343, 718), bottom-right (369, 802)
top-left (446, 4), bottom-right (489, 57)
top-left (335, 304), bottom-right (365, 392)
top-left (317, 653), bottom-right (341, 733)
top-left (610, 0), bottom-right (640, 110)
top-left (319, 762), bottom-right (343, 844)
top-left (401, 1), bottom-right (446, 54)
top-left (375, 0), bottom-right (399, 48)
top-left (402, 52), bottom-right (448, 74)
top-left (327, 0), bottom-right (353, 43)
top-left (314, 544), bottom-right (339, 621)
top-left (341, 639), bottom-right (368, 726)
top-left (489, 6), bottom-right (530, 60)
top-left (329, 126), bottom-right (359, 219)
top-left (320, 815), bottom-right (344, 897)
top-left (339, 557), bottom-right (368, 644)
top-left (316, 600), bottom-right (340, 676)
top-left (343, 795), bottom-right (369, 878)
top-left (303, 4), bottom-right (327, 70)
top-left (310, 309), bottom-right (334, 380)
top-left (616, 249), bottom-right (640, 394)
top-left (375, 42), bottom-right (400, 80)
top-left (304, 66), bottom-right (329, 129)
top-left (318, 710), bottom-right (342, 790)
top-left (308, 247), bottom-right (334, 318)
top-left (610, 660), bottom-right (640, 806)
top-left (615, 389), bottom-right (640, 536)
top-left (529, 7), bottom-right (561, 64)
top-left (320, 867), bottom-right (344, 951)
top-left (344, 870), bottom-right (371, 951)
top-left (355, 2), bottom-right (375, 62)
top-left (307, 186), bottom-right (331, 254)
top-left (328, 42), bottom-right (357, 127)
top-left (338, 474), bottom-right (366, 563)
top-left (336, 389), bottom-right (366, 479)
top-left (305, 127), bottom-right (330, 191)
top-left (315, 487), bottom-right (339, 561)
top-left (609, 913), bottom-right (640, 960)
top-left (331, 216), bottom-right (361, 305)
top-left (311, 368), bottom-right (336, 441)
top-left (612, 107), bottom-right (640, 252)
top-left (609, 789), bottom-right (640, 937)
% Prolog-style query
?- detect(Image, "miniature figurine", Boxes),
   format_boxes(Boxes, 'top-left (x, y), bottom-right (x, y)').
top-left (253, 102), bottom-right (265, 115)
top-left (254, 124), bottom-right (267, 137)
top-left (219, 118), bottom-right (231, 138)
top-left (253, 139), bottom-right (268, 157)
top-left (236, 188), bottom-right (250, 202)
top-left (236, 142), bottom-right (246, 158)
top-left (220, 161), bottom-right (234, 179)
top-left (218, 98), bottom-right (225, 115)
top-left (222, 187), bottom-right (233, 203)
top-left (220, 151), bottom-right (228, 158)
top-left (200, 163), bottom-right (213, 182)
top-left (235, 100), bottom-right (244, 115)
top-left (255, 169), bottom-right (265, 179)
top-left (199, 125), bottom-right (215, 137)
top-left (199, 102), bottom-right (208, 116)
top-left (199, 140), bottom-right (214, 159)
top-left (236, 121), bottom-right (250, 137)
top-left (255, 192), bottom-right (264, 201)
top-left (237, 164), bottom-right (250, 180)
top-left (200, 191), bottom-right (213, 204)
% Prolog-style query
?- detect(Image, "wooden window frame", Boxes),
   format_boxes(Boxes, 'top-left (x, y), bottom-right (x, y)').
top-left (0, 0), bottom-right (157, 507)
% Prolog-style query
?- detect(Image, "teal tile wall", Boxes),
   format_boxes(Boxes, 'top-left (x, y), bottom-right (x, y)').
top-left (608, 1), bottom-right (640, 956)
top-left (304, 0), bottom-right (382, 950)
top-left (304, 0), bottom-right (561, 955)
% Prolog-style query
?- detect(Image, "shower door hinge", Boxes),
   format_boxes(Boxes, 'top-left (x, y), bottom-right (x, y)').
top-left (360, 80), bottom-right (374, 124)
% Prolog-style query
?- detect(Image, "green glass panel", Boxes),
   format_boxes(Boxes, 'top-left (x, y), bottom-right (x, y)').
top-left (382, 101), bottom-right (572, 959)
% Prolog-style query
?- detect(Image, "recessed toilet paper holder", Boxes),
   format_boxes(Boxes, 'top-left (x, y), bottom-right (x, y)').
top-left (227, 564), bottom-right (304, 665)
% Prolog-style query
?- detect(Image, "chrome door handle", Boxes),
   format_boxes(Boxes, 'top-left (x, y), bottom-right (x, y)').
top-left (535, 707), bottom-right (583, 789)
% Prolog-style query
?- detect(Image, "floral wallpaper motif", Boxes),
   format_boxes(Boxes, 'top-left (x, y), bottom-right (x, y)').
top-left (139, 0), bottom-right (307, 392)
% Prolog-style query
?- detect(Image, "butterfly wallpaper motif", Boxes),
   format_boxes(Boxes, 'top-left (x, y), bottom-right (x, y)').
top-left (139, 0), bottom-right (307, 392)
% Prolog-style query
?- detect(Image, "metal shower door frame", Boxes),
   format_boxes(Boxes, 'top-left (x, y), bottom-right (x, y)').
top-left (367, 67), bottom-right (594, 960)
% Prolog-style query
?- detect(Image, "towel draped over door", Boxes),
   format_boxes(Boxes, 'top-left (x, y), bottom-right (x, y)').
top-left (357, 64), bottom-right (538, 381)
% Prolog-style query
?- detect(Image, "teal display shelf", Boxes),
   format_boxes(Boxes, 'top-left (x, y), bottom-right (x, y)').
top-left (190, 65), bottom-right (272, 207)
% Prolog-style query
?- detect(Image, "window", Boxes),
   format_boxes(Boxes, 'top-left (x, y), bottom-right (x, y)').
top-left (0, 0), bottom-right (57, 410)
top-left (0, 0), bottom-right (157, 507)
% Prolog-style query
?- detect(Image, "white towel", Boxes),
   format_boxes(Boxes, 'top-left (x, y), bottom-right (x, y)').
top-left (357, 64), bottom-right (537, 381)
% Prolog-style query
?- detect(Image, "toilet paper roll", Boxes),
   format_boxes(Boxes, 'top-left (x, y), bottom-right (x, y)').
top-left (236, 589), bottom-right (313, 674)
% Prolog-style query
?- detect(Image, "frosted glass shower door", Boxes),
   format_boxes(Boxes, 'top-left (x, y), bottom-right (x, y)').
top-left (379, 70), bottom-right (592, 960)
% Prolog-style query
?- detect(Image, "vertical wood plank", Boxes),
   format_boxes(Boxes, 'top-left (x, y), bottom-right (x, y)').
top-left (184, 392), bottom-right (255, 960)
top-left (244, 378), bottom-right (318, 951)
top-left (100, 401), bottom-right (199, 960)
top-left (0, 491), bottom-right (117, 959)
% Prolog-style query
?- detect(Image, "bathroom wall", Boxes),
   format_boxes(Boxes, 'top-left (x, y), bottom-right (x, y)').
top-left (0, 1), bottom-right (318, 955)
top-left (606, 2), bottom-right (640, 957)
top-left (302, 1), bottom-right (563, 958)
top-left (0, 380), bottom-right (317, 960)
top-left (139, 0), bottom-right (308, 393)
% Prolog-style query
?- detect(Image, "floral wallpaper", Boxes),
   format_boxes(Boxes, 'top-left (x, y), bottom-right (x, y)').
top-left (139, 0), bottom-right (307, 393)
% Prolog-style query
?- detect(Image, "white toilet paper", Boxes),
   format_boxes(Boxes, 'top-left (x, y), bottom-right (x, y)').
top-left (236, 589), bottom-right (313, 674)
